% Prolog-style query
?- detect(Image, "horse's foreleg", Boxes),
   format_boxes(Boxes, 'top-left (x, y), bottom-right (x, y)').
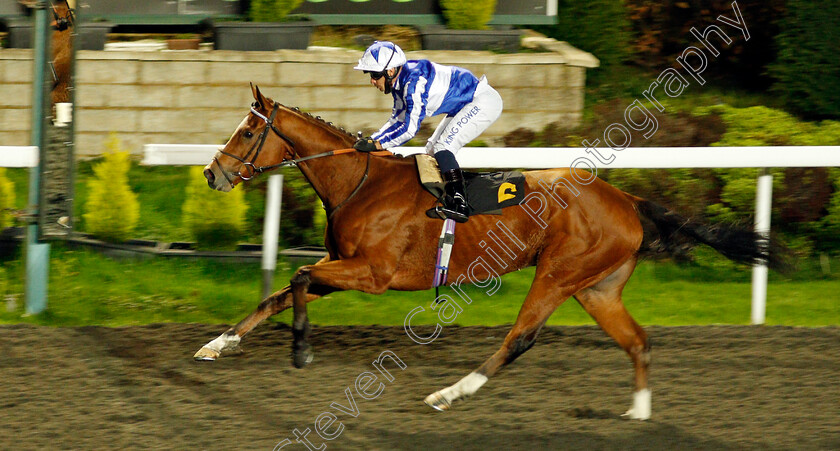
top-left (289, 259), bottom-right (378, 368)
top-left (425, 273), bottom-right (574, 411)
top-left (573, 259), bottom-right (650, 420)
top-left (290, 269), bottom-right (314, 368)
top-left (194, 256), bottom-right (334, 361)
top-left (193, 285), bottom-right (329, 361)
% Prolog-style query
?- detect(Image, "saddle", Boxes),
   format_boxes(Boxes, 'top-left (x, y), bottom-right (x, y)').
top-left (415, 154), bottom-right (526, 219)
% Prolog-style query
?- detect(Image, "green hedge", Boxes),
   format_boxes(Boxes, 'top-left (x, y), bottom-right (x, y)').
top-left (699, 105), bottom-right (840, 226)
top-left (248, 0), bottom-right (304, 22)
top-left (221, 167), bottom-right (324, 248)
top-left (625, 0), bottom-right (785, 89)
top-left (817, 168), bottom-right (840, 250)
top-left (598, 104), bottom-right (840, 256)
top-left (277, 168), bottom-right (325, 247)
top-left (769, 0), bottom-right (840, 119)
top-left (706, 105), bottom-right (840, 253)
top-left (440, 0), bottom-right (497, 30)
top-left (535, 0), bottom-right (633, 72)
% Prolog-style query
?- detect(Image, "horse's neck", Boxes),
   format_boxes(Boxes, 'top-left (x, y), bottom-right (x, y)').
top-left (279, 112), bottom-right (420, 215)
top-left (284, 118), bottom-right (364, 210)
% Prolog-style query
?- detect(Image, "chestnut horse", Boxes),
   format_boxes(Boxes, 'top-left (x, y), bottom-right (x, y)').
top-left (20, 0), bottom-right (75, 105)
top-left (49, 0), bottom-right (75, 106)
top-left (196, 86), bottom-right (782, 419)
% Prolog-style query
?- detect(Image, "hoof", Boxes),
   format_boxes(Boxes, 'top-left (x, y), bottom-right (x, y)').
top-left (424, 392), bottom-right (451, 411)
top-left (620, 407), bottom-right (650, 421)
top-left (620, 409), bottom-right (649, 421)
top-left (193, 346), bottom-right (220, 361)
top-left (292, 346), bottom-right (314, 368)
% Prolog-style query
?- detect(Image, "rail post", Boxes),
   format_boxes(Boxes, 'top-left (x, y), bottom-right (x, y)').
top-left (262, 174), bottom-right (284, 300)
top-left (751, 169), bottom-right (773, 325)
top-left (25, 1), bottom-right (52, 315)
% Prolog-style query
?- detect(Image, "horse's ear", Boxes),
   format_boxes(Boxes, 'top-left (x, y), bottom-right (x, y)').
top-left (250, 83), bottom-right (269, 110)
top-left (250, 82), bottom-right (258, 99)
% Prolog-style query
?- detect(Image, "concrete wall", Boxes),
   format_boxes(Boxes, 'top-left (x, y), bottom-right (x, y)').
top-left (0, 45), bottom-right (595, 157)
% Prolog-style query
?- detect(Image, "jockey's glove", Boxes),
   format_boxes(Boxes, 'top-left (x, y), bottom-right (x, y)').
top-left (353, 137), bottom-right (379, 153)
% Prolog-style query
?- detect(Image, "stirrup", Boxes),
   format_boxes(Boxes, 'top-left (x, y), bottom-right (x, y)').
top-left (433, 205), bottom-right (468, 223)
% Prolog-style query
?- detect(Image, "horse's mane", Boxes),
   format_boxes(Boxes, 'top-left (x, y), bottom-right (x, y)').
top-left (281, 104), bottom-right (356, 146)
top-left (277, 102), bottom-right (415, 165)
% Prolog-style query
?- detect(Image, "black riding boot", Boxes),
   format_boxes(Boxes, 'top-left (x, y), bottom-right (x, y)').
top-left (440, 168), bottom-right (469, 223)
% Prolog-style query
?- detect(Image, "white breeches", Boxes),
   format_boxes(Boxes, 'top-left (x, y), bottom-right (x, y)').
top-left (426, 76), bottom-right (503, 156)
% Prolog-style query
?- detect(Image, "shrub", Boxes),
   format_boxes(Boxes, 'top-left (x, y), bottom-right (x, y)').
top-left (440, 0), bottom-right (497, 30)
top-left (232, 168), bottom-right (323, 248)
top-left (625, 0), bottom-right (785, 89)
top-left (703, 168), bottom-right (785, 224)
top-left (0, 168), bottom-right (15, 229)
top-left (182, 166), bottom-right (248, 250)
top-left (698, 104), bottom-right (838, 147)
top-left (700, 105), bottom-right (840, 253)
top-left (248, 0), bottom-right (304, 22)
top-left (608, 167), bottom-right (719, 219)
top-left (816, 169), bottom-right (840, 251)
top-left (82, 135), bottom-right (139, 242)
top-left (769, 0), bottom-right (840, 119)
top-left (534, 0), bottom-right (633, 72)
top-left (279, 169), bottom-right (323, 247)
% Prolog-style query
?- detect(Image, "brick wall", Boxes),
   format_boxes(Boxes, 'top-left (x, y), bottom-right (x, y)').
top-left (0, 45), bottom-right (596, 157)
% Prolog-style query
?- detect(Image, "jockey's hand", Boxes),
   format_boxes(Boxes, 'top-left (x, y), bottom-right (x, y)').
top-left (354, 137), bottom-right (380, 153)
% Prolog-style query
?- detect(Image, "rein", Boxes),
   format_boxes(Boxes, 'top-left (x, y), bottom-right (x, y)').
top-left (215, 102), bottom-right (392, 218)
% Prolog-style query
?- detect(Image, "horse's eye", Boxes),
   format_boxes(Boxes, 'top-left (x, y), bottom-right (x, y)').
top-left (243, 130), bottom-right (254, 139)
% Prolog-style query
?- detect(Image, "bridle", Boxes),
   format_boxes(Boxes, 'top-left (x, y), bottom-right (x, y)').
top-left (214, 102), bottom-right (392, 218)
top-left (50, 0), bottom-right (75, 31)
top-left (215, 103), bottom-right (297, 183)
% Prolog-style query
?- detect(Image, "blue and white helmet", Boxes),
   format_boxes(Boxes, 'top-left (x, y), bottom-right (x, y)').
top-left (354, 41), bottom-right (407, 73)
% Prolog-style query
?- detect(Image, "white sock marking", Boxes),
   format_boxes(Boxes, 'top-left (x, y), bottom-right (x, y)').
top-left (623, 388), bottom-right (651, 420)
top-left (438, 372), bottom-right (488, 404)
top-left (204, 332), bottom-right (241, 353)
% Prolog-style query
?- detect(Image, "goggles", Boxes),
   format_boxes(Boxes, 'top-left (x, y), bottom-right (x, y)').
top-left (365, 70), bottom-right (387, 80)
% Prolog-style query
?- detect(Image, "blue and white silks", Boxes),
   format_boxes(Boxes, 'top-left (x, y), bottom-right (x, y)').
top-left (372, 60), bottom-right (503, 154)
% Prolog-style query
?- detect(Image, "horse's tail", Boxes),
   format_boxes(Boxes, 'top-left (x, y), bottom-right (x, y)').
top-left (631, 196), bottom-right (789, 271)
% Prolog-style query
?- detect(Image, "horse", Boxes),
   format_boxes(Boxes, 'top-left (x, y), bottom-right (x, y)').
top-left (49, 0), bottom-right (75, 106)
top-left (18, 0), bottom-right (75, 105)
top-left (195, 85), bottom-right (784, 419)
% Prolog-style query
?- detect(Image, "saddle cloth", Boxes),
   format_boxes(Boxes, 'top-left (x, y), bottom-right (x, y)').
top-left (415, 154), bottom-right (526, 216)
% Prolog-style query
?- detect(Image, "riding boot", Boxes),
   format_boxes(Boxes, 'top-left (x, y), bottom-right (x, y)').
top-left (439, 168), bottom-right (469, 223)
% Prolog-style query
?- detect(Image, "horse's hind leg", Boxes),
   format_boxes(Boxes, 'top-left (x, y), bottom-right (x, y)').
top-left (573, 257), bottom-right (651, 420)
top-left (424, 268), bottom-right (576, 411)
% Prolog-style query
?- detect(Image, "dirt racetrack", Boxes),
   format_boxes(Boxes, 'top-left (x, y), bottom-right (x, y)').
top-left (1, 323), bottom-right (838, 450)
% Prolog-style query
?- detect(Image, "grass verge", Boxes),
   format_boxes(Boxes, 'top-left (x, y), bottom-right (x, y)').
top-left (1, 244), bottom-right (837, 328)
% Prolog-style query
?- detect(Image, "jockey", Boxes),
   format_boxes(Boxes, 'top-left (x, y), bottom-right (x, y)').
top-left (353, 41), bottom-right (503, 223)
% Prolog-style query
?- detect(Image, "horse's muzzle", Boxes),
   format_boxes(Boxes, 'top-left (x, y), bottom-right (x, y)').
top-left (203, 160), bottom-right (234, 192)
top-left (203, 167), bottom-right (216, 187)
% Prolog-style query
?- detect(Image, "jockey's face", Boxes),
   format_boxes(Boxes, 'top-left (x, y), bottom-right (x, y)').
top-left (369, 68), bottom-right (398, 93)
